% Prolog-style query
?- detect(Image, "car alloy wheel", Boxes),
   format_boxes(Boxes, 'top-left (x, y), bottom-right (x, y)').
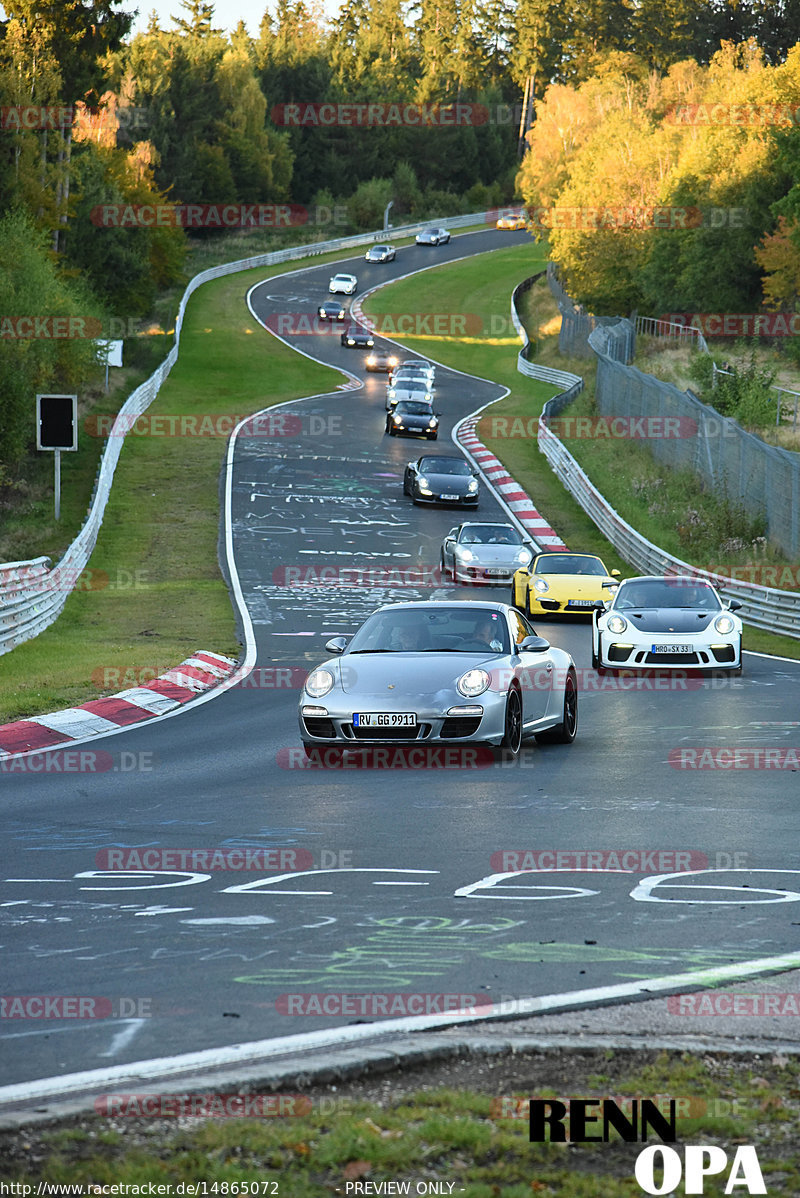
top-left (537, 670), bottom-right (577, 744)
top-left (499, 688), bottom-right (522, 758)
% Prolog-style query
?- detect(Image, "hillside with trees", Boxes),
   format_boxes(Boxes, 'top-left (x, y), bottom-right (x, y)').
top-left (2, 0), bottom-right (800, 474)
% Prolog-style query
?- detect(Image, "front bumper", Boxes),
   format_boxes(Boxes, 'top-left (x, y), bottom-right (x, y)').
top-left (414, 490), bottom-right (479, 505)
top-left (528, 595), bottom-right (601, 615)
top-left (598, 630), bottom-right (741, 669)
top-left (455, 563), bottom-right (517, 584)
top-left (300, 694), bottom-right (506, 746)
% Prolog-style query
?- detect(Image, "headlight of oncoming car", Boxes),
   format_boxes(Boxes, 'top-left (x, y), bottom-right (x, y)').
top-left (305, 668), bottom-right (335, 698)
top-left (534, 578), bottom-right (549, 593)
top-left (515, 550), bottom-right (533, 564)
top-left (468, 479), bottom-right (478, 493)
top-left (607, 614), bottom-right (628, 634)
top-left (457, 549), bottom-right (475, 562)
top-left (457, 668), bottom-right (490, 698)
top-left (714, 614), bottom-right (735, 634)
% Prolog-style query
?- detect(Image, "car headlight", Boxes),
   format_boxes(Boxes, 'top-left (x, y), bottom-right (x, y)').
top-left (305, 668), bottom-right (334, 698)
top-left (428, 418), bottom-right (438, 428)
top-left (388, 389), bottom-right (396, 399)
top-left (714, 614), bottom-right (735, 634)
top-left (393, 414), bottom-right (403, 424)
top-left (468, 479), bottom-right (478, 493)
top-left (515, 550), bottom-right (533, 564)
top-left (607, 583), bottom-right (619, 595)
top-left (534, 578), bottom-right (549, 593)
top-left (457, 549), bottom-right (475, 562)
top-left (457, 668), bottom-right (490, 697)
top-left (607, 615), bottom-right (628, 634)
top-left (418, 475), bottom-right (429, 489)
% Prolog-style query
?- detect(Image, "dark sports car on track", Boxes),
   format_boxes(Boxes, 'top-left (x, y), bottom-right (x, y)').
top-left (341, 324), bottom-right (374, 348)
top-left (299, 600), bottom-right (578, 760)
top-left (318, 299), bottom-right (347, 321)
top-left (404, 455), bottom-right (480, 505)
top-left (592, 575), bottom-right (743, 673)
top-left (385, 399), bottom-right (439, 439)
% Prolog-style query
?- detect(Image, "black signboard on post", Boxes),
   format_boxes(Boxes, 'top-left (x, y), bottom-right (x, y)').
top-left (36, 393), bottom-right (78, 519)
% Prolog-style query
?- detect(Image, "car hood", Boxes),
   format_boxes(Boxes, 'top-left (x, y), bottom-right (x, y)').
top-left (337, 652), bottom-right (495, 695)
top-left (613, 609), bottom-right (717, 633)
top-left (461, 545), bottom-right (527, 564)
top-left (540, 575), bottom-right (614, 597)
top-left (396, 412), bottom-right (436, 425)
top-left (423, 471), bottom-right (473, 492)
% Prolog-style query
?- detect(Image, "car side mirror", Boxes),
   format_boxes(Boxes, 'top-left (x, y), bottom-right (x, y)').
top-left (727, 599), bottom-right (743, 612)
top-left (518, 635), bottom-right (550, 653)
top-left (611, 569), bottom-right (621, 577)
top-left (593, 600), bottom-right (608, 610)
top-left (324, 636), bottom-right (349, 654)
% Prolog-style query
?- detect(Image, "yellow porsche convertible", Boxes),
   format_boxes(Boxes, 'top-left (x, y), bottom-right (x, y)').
top-left (511, 552), bottom-right (621, 617)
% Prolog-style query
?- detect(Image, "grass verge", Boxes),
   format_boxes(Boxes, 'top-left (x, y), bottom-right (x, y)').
top-left (1, 1050), bottom-right (797, 1194)
top-left (0, 254), bottom-right (346, 723)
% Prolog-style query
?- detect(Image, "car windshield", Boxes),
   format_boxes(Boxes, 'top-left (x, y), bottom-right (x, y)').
top-left (346, 608), bottom-right (510, 654)
top-left (460, 525), bottom-right (522, 545)
top-left (614, 580), bottom-right (722, 610)
top-left (533, 554), bottom-right (607, 576)
top-left (396, 401), bottom-right (433, 415)
top-left (373, 246), bottom-right (390, 253)
top-left (420, 458), bottom-right (471, 475)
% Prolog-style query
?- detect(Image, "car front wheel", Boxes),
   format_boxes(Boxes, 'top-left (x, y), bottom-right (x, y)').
top-left (496, 688), bottom-right (522, 759)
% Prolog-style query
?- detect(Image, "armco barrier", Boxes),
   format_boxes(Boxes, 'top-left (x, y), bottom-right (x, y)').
top-left (0, 211), bottom-right (494, 656)
top-left (511, 272), bottom-right (800, 640)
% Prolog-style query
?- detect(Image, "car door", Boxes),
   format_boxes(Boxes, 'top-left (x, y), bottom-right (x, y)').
top-left (508, 610), bottom-right (551, 724)
top-left (442, 527), bottom-right (460, 573)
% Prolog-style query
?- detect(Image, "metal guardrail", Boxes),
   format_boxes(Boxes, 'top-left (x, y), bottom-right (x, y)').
top-left (510, 273), bottom-right (800, 640)
top-left (635, 315), bottom-right (709, 355)
top-left (0, 211), bottom-right (497, 656)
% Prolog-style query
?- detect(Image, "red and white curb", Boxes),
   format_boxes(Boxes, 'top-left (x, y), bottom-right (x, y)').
top-left (0, 651), bottom-right (237, 756)
top-left (457, 416), bottom-right (568, 550)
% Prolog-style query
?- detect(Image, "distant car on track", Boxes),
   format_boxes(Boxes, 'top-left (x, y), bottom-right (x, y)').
top-left (329, 273), bottom-right (358, 295)
top-left (386, 399), bottom-right (439, 439)
top-left (385, 383), bottom-right (434, 412)
top-left (341, 324), bottom-right (374, 348)
top-left (390, 359), bottom-right (436, 387)
top-left (442, 523), bottom-right (535, 585)
top-left (415, 227), bottom-right (450, 245)
top-left (365, 244), bottom-right (396, 262)
top-left (318, 299), bottom-right (347, 321)
top-left (365, 349), bottom-right (399, 373)
top-left (403, 455), bottom-right (479, 506)
top-left (496, 211), bottom-right (527, 230)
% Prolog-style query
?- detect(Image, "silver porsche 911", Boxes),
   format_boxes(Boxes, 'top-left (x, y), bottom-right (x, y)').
top-left (441, 522), bottom-right (535, 584)
top-left (299, 601), bottom-right (578, 759)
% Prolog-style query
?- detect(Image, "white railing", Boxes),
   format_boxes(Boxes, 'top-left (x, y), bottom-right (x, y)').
top-left (511, 274), bottom-right (800, 640)
top-left (0, 211), bottom-right (495, 655)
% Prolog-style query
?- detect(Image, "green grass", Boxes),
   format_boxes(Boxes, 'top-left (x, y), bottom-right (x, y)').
top-left (0, 253), bottom-right (343, 723)
top-left (4, 1052), bottom-right (799, 1194)
top-left (362, 264), bottom-right (800, 662)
